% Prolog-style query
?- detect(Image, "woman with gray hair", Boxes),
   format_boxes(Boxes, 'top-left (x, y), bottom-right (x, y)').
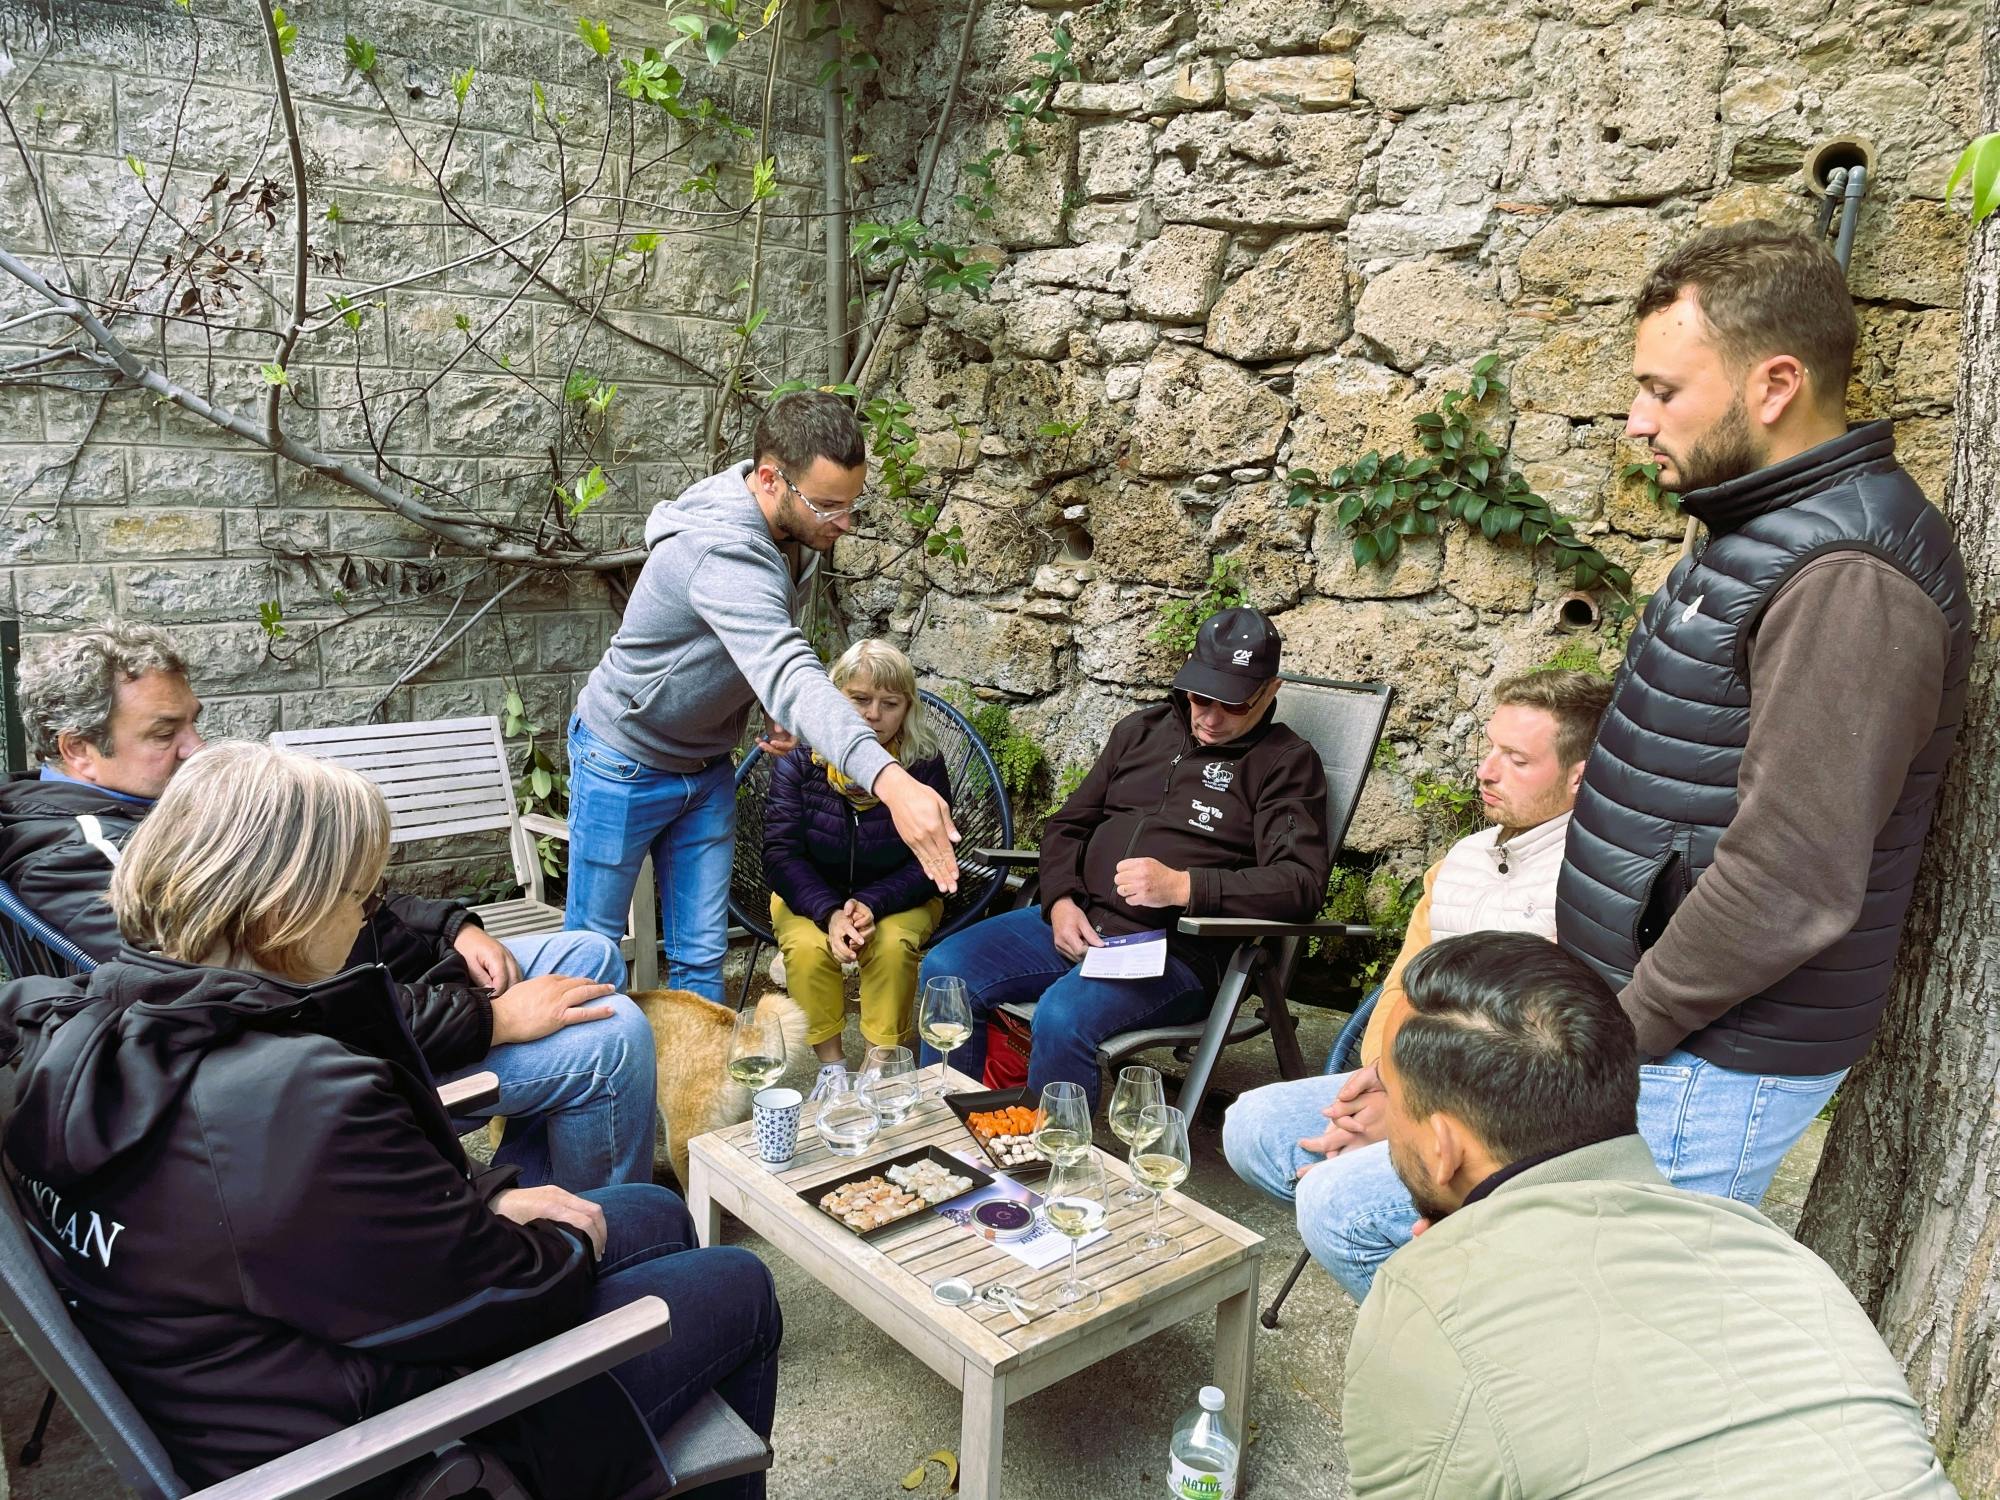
top-left (1, 740), bottom-right (780, 1498)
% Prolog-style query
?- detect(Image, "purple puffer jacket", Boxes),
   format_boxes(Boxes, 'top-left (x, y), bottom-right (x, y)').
top-left (763, 746), bottom-right (951, 927)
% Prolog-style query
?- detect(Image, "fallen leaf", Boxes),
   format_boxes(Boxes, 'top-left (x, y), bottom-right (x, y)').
top-left (899, 1449), bottom-right (960, 1492)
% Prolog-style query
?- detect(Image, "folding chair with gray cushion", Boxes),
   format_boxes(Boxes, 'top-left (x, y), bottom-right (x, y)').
top-left (272, 716), bottom-right (659, 992)
top-left (988, 675), bottom-right (1393, 1126)
top-left (0, 1182), bottom-right (770, 1498)
top-left (727, 689), bottom-right (1015, 1008)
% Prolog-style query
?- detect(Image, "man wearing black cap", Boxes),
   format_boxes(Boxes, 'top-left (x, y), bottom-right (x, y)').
top-left (916, 608), bottom-right (1333, 1107)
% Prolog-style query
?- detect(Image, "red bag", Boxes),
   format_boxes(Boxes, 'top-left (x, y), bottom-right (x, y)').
top-left (982, 1010), bottom-right (1032, 1090)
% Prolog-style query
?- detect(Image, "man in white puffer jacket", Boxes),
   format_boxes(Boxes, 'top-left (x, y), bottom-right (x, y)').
top-left (1222, 669), bottom-right (1612, 1302)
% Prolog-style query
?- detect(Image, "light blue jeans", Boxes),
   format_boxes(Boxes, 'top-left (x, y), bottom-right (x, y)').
top-left (563, 713), bottom-right (736, 1002)
top-left (440, 928), bottom-right (659, 1191)
top-left (1223, 1047), bottom-right (1846, 1303)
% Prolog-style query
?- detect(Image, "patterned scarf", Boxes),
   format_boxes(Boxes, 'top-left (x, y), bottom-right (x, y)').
top-left (814, 748), bottom-right (885, 811)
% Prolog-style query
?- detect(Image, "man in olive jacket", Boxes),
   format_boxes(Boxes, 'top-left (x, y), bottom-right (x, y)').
top-left (1342, 932), bottom-right (1953, 1499)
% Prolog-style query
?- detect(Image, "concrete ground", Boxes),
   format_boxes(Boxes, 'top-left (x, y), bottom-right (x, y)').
top-left (0, 998), bottom-right (1828, 1500)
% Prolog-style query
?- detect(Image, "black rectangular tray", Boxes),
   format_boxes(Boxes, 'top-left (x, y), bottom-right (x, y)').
top-left (945, 1086), bottom-right (1051, 1180)
top-left (797, 1145), bottom-right (995, 1242)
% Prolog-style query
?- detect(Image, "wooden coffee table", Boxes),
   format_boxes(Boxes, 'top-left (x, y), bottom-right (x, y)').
top-left (686, 1068), bottom-right (1263, 1500)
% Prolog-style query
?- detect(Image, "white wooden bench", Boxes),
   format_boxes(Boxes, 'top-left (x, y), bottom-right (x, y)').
top-left (271, 715), bottom-right (660, 992)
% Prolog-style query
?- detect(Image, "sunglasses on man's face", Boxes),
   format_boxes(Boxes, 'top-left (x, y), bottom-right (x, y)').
top-left (1187, 691), bottom-right (1254, 715)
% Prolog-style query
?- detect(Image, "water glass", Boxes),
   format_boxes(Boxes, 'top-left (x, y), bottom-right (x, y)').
top-left (817, 1069), bottom-right (881, 1157)
top-left (860, 1044), bottom-right (920, 1126)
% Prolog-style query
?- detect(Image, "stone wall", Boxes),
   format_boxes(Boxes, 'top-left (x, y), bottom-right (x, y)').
top-left (840, 0), bottom-right (1978, 871)
top-left (0, 0), bottom-right (831, 887)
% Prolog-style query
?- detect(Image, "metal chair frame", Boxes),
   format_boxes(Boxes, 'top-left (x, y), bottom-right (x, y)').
top-left (726, 689), bottom-right (1015, 1009)
top-left (1260, 987), bottom-right (1380, 1329)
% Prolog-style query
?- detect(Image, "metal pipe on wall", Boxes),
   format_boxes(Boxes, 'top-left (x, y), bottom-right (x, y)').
top-left (1833, 164), bottom-right (1869, 270)
top-left (819, 23), bottom-right (849, 384)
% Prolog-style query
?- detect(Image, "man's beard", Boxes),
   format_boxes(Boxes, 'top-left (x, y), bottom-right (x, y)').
top-left (1483, 780), bottom-right (1572, 834)
top-left (1388, 1135), bottom-right (1459, 1226)
top-left (1660, 393), bottom-right (1764, 493)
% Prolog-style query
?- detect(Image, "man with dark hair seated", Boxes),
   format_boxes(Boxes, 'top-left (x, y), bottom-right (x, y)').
top-left (1341, 930), bottom-right (1954, 1498)
top-left (0, 622), bottom-right (658, 1193)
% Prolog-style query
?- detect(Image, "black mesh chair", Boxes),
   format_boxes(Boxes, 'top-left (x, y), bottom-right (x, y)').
top-left (991, 675), bottom-right (1395, 1127)
top-left (727, 690), bottom-right (1014, 1007)
top-left (0, 1180), bottom-right (770, 1499)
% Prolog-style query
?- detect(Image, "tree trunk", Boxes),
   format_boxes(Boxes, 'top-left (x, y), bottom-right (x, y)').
top-left (1798, 16), bottom-right (2000, 1497)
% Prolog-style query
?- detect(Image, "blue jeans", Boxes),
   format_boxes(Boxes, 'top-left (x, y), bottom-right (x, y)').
top-left (585, 1184), bottom-right (780, 1499)
top-left (916, 906), bottom-right (1209, 1111)
top-left (442, 929), bottom-right (659, 1191)
top-left (1223, 1048), bottom-right (1846, 1303)
top-left (565, 714), bottom-right (736, 1002)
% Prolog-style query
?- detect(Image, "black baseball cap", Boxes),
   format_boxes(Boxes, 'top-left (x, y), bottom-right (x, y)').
top-left (1172, 606), bottom-right (1282, 703)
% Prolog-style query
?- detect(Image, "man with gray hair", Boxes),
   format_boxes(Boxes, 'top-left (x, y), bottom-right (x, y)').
top-left (0, 623), bottom-right (661, 1194)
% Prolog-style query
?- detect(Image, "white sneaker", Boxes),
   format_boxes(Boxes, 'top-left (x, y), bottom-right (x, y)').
top-left (808, 1062), bottom-right (846, 1103)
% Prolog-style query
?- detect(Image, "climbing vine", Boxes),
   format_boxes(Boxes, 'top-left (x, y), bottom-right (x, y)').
top-left (1286, 356), bottom-right (1638, 600)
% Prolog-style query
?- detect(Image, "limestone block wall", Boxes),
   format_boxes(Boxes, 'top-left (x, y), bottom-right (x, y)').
top-left (842, 0), bottom-right (1978, 866)
top-left (0, 0), bottom-right (828, 802)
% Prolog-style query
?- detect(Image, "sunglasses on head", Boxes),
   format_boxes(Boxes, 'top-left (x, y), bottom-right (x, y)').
top-left (1186, 691), bottom-right (1254, 714)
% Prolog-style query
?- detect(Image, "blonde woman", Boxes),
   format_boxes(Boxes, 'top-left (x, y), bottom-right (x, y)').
top-left (0, 741), bottom-right (779, 1497)
top-left (763, 640), bottom-right (950, 1072)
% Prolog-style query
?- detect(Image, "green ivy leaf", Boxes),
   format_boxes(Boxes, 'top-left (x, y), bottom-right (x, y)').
top-left (1352, 532), bottom-right (1379, 567)
top-left (579, 16), bottom-right (613, 56)
top-left (703, 20), bottom-right (738, 65)
top-left (1945, 133), bottom-right (2000, 226)
top-left (344, 33), bottom-right (378, 74)
top-left (257, 600), bottom-right (286, 640)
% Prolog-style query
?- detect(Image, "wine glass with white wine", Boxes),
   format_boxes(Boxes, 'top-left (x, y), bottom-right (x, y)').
top-left (1043, 1154), bottom-right (1108, 1313)
top-left (1032, 1081), bottom-right (1093, 1167)
top-left (1131, 1103), bottom-right (1191, 1265)
top-left (726, 1004), bottom-right (787, 1093)
top-left (918, 976), bottom-right (973, 1098)
top-left (1106, 1065), bottom-right (1165, 1207)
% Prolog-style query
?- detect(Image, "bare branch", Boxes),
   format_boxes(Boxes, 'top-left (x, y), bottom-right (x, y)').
top-left (256, 0), bottom-right (311, 444)
top-left (0, 244), bottom-right (643, 570)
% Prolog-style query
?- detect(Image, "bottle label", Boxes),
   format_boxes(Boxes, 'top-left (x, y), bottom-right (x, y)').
top-left (1170, 1455), bottom-right (1235, 1500)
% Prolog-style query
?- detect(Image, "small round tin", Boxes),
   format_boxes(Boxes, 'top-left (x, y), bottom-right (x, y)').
top-left (972, 1199), bottom-right (1036, 1242)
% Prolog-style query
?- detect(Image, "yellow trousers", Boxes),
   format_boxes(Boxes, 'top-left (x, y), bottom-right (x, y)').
top-left (770, 894), bottom-right (944, 1049)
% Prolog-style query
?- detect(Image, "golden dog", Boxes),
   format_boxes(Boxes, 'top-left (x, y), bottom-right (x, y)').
top-left (636, 988), bottom-right (811, 1188)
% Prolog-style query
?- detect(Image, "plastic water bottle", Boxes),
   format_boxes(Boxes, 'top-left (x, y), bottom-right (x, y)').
top-left (1168, 1385), bottom-right (1239, 1500)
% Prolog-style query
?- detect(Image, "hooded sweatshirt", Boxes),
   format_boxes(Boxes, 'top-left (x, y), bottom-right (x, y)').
top-left (0, 954), bottom-right (664, 1497)
top-left (575, 461), bottom-right (894, 787)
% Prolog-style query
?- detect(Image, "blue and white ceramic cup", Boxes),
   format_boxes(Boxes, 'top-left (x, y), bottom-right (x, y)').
top-left (753, 1086), bottom-right (804, 1165)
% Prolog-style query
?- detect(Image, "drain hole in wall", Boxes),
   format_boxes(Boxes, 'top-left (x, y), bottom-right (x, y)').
top-left (1059, 523), bottom-right (1094, 563)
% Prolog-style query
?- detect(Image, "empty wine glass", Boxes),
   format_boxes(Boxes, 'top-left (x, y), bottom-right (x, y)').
top-left (1131, 1103), bottom-right (1191, 1265)
top-left (1043, 1154), bottom-right (1107, 1313)
top-left (726, 1004), bottom-right (787, 1094)
top-left (859, 1044), bottom-right (919, 1125)
top-left (1031, 1081), bottom-right (1092, 1167)
top-left (1106, 1066), bottom-right (1165, 1207)
top-left (918, 976), bottom-right (974, 1098)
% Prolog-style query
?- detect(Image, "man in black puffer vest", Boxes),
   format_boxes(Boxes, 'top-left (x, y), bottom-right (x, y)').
top-left (1554, 222), bottom-right (1971, 1204)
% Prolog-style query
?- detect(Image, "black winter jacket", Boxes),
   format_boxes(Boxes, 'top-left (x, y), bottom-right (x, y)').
top-left (0, 773), bottom-right (494, 1074)
top-left (762, 748), bottom-right (950, 927)
top-left (0, 953), bottom-right (665, 1497)
top-left (1038, 696), bottom-right (1332, 981)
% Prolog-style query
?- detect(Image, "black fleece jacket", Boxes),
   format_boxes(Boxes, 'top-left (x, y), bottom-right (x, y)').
top-left (0, 953), bottom-right (665, 1497)
top-left (0, 773), bottom-right (494, 1072)
top-left (1038, 694), bottom-right (1333, 981)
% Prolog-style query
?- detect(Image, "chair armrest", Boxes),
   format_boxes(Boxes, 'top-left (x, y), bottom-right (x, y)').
top-left (1175, 917), bottom-right (1378, 941)
top-left (188, 1298), bottom-right (673, 1500)
top-left (438, 1071), bottom-right (500, 1114)
top-left (519, 812), bottom-right (570, 842)
top-left (969, 848), bottom-right (1039, 866)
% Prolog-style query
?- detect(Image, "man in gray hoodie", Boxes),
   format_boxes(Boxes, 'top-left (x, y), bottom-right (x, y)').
top-left (569, 393), bottom-right (959, 1001)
